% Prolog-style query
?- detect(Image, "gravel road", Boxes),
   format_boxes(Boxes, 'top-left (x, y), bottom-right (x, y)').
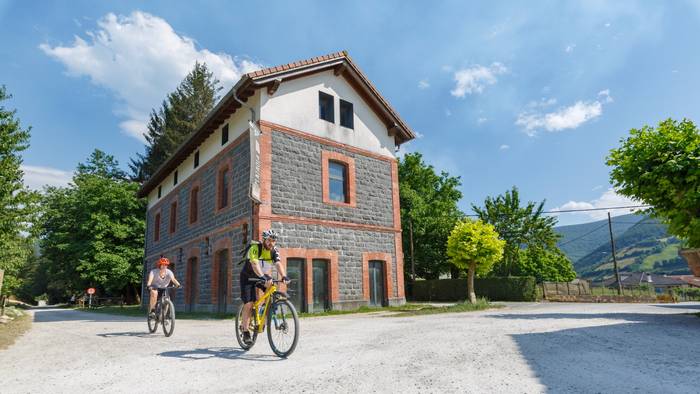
top-left (2, 302), bottom-right (700, 393)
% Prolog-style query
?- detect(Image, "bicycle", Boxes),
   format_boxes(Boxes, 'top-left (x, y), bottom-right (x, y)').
top-left (235, 279), bottom-right (300, 358)
top-left (147, 284), bottom-right (179, 337)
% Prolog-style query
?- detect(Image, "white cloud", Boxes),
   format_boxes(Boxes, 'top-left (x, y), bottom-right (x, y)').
top-left (499, 144), bottom-right (510, 150)
top-left (415, 131), bottom-right (425, 139)
top-left (477, 117), bottom-right (488, 124)
top-left (418, 79), bottom-right (430, 89)
top-left (21, 165), bottom-right (73, 190)
top-left (552, 188), bottom-right (641, 221)
top-left (450, 62), bottom-right (507, 98)
top-left (445, 109), bottom-right (452, 117)
top-left (40, 11), bottom-right (263, 142)
top-left (516, 90), bottom-right (612, 136)
top-left (592, 185), bottom-right (603, 191)
top-left (565, 44), bottom-right (576, 53)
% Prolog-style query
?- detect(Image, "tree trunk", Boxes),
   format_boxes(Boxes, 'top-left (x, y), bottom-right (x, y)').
top-left (468, 261), bottom-right (476, 304)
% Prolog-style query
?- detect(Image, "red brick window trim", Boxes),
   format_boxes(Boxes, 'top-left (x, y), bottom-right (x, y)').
top-left (169, 199), bottom-right (178, 234)
top-left (215, 158), bottom-right (233, 214)
top-left (153, 211), bottom-right (161, 242)
top-left (277, 248), bottom-right (340, 307)
top-left (362, 252), bottom-right (393, 302)
top-left (321, 151), bottom-right (356, 208)
top-left (189, 181), bottom-right (201, 225)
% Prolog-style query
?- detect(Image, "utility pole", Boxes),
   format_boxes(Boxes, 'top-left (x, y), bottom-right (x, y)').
top-left (608, 212), bottom-right (623, 295)
top-left (409, 218), bottom-right (415, 282)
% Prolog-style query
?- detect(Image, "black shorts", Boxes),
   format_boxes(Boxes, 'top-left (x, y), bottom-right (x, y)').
top-left (240, 271), bottom-right (266, 303)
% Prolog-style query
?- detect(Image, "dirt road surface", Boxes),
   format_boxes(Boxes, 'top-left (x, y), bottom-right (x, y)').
top-left (2, 302), bottom-right (699, 393)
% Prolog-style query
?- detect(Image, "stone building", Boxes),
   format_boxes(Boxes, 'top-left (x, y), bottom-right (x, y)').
top-left (138, 51), bottom-right (415, 313)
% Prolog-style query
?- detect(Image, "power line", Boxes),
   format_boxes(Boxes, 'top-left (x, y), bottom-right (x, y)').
top-left (466, 204), bottom-right (651, 217)
top-left (558, 223), bottom-right (609, 246)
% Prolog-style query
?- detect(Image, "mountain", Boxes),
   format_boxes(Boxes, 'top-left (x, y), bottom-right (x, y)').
top-left (556, 214), bottom-right (644, 262)
top-left (555, 214), bottom-right (689, 281)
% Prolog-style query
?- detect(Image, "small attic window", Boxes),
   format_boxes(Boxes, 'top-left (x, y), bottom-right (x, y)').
top-left (173, 170), bottom-right (178, 186)
top-left (222, 124), bottom-right (229, 145)
top-left (157, 185), bottom-right (162, 198)
top-left (319, 91), bottom-right (334, 123)
top-left (194, 151), bottom-right (200, 168)
top-left (340, 99), bottom-right (354, 129)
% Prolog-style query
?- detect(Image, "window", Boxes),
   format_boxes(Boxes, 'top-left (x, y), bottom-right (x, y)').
top-left (194, 151), bottom-right (199, 168)
top-left (319, 91), bottom-right (334, 123)
top-left (173, 170), bottom-right (178, 186)
top-left (222, 124), bottom-right (229, 145)
top-left (154, 213), bottom-right (161, 242)
top-left (189, 187), bottom-right (199, 224)
top-left (169, 201), bottom-right (177, 233)
top-left (218, 168), bottom-right (229, 209)
top-left (339, 99), bottom-right (354, 129)
top-left (321, 151), bottom-right (356, 207)
top-left (328, 161), bottom-right (348, 203)
top-left (157, 185), bottom-right (162, 199)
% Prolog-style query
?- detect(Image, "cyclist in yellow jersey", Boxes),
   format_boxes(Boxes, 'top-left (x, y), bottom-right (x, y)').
top-left (239, 229), bottom-right (289, 345)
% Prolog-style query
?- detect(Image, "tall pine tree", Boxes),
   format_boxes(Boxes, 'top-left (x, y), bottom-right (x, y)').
top-left (130, 62), bottom-right (222, 182)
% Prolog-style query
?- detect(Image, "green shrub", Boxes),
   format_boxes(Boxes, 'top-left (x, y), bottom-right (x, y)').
top-left (410, 276), bottom-right (537, 302)
top-left (672, 287), bottom-right (700, 301)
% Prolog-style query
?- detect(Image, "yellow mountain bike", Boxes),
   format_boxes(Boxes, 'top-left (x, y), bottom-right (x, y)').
top-left (235, 279), bottom-right (300, 358)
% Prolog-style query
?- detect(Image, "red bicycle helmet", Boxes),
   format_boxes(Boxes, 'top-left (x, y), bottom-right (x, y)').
top-left (157, 257), bottom-right (170, 267)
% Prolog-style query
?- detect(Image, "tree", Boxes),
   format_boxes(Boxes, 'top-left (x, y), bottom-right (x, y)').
top-left (447, 219), bottom-right (505, 303)
top-left (0, 85), bottom-right (38, 297)
top-left (472, 186), bottom-right (561, 277)
top-left (399, 153), bottom-right (464, 280)
top-left (40, 150), bottom-right (146, 302)
top-left (517, 247), bottom-right (576, 282)
top-left (130, 62), bottom-right (222, 182)
top-left (607, 118), bottom-right (700, 248)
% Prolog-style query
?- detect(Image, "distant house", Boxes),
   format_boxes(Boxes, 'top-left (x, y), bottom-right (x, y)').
top-left (137, 51), bottom-right (414, 313)
top-left (605, 272), bottom-right (688, 293)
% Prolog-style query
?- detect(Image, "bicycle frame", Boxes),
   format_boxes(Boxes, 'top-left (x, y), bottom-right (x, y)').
top-left (251, 283), bottom-right (278, 333)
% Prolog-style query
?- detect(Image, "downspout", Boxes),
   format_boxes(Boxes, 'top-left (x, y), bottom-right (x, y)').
top-left (232, 85), bottom-right (258, 241)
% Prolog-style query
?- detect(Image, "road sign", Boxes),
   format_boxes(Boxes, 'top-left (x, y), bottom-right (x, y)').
top-left (87, 287), bottom-right (96, 295)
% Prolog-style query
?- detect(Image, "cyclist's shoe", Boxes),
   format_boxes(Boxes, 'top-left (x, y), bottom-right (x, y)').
top-left (242, 331), bottom-right (253, 346)
top-left (148, 309), bottom-right (156, 320)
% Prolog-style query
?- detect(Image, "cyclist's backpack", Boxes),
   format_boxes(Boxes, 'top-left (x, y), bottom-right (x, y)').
top-left (237, 241), bottom-right (262, 266)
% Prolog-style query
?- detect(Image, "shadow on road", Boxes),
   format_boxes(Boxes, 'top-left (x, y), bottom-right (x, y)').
top-left (158, 347), bottom-right (282, 362)
top-left (32, 308), bottom-right (140, 323)
top-left (97, 331), bottom-right (153, 338)
top-left (490, 310), bottom-right (700, 392)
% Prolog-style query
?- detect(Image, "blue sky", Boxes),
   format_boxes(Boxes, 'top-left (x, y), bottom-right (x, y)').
top-left (1, 0), bottom-right (699, 225)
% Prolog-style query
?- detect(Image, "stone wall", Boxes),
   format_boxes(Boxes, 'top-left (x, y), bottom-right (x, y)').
top-left (272, 221), bottom-right (399, 310)
top-left (270, 130), bottom-right (394, 228)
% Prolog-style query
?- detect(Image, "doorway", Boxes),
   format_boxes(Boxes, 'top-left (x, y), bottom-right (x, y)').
top-left (186, 257), bottom-right (198, 312)
top-left (368, 260), bottom-right (386, 307)
top-left (286, 258), bottom-right (305, 312)
top-left (216, 249), bottom-right (229, 314)
top-left (312, 259), bottom-right (329, 312)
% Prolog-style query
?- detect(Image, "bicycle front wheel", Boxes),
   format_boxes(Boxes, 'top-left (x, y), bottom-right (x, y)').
top-left (162, 300), bottom-right (175, 337)
top-left (267, 299), bottom-right (299, 358)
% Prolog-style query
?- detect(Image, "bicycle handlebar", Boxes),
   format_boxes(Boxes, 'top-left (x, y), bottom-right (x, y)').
top-left (148, 284), bottom-right (181, 289)
top-left (247, 278), bottom-right (291, 284)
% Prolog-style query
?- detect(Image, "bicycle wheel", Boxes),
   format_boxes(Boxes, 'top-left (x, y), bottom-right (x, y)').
top-left (235, 303), bottom-right (258, 350)
top-left (147, 305), bottom-right (158, 333)
top-left (267, 299), bottom-right (299, 358)
top-left (162, 300), bottom-right (175, 337)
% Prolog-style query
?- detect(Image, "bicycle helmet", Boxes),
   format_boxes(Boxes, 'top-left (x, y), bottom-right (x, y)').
top-left (157, 257), bottom-right (170, 267)
top-left (262, 229), bottom-right (278, 241)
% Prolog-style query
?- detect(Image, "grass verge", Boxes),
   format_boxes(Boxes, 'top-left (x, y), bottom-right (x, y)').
top-left (0, 307), bottom-right (32, 350)
top-left (300, 299), bottom-right (501, 318)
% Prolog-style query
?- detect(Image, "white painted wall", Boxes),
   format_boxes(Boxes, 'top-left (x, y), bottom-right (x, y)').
top-left (146, 91), bottom-right (261, 208)
top-left (260, 70), bottom-right (396, 157)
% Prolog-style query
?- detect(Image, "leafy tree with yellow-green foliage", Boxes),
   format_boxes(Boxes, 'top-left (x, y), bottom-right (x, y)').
top-left (447, 219), bottom-right (505, 303)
